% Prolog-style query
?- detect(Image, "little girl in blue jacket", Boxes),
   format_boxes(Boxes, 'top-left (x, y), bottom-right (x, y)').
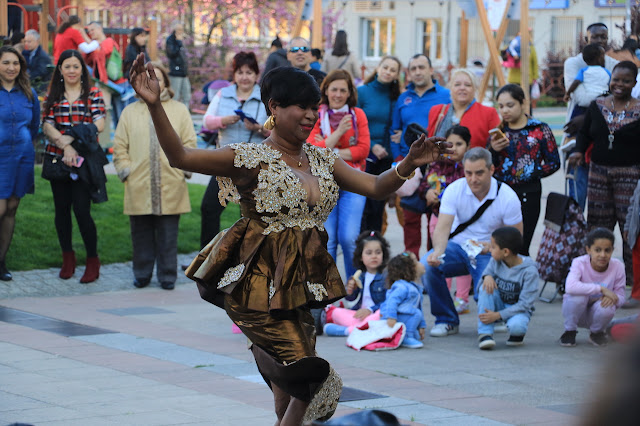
top-left (381, 252), bottom-right (427, 349)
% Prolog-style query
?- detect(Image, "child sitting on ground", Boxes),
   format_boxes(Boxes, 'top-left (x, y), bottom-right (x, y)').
top-left (324, 231), bottom-right (390, 336)
top-left (420, 125), bottom-right (472, 314)
top-left (477, 226), bottom-right (539, 350)
top-left (560, 228), bottom-right (626, 347)
top-left (380, 252), bottom-right (427, 349)
top-left (563, 43), bottom-right (611, 117)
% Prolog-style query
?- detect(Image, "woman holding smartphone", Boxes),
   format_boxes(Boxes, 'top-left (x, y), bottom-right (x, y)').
top-left (200, 52), bottom-right (269, 247)
top-left (42, 49), bottom-right (107, 283)
top-left (490, 84), bottom-right (560, 255)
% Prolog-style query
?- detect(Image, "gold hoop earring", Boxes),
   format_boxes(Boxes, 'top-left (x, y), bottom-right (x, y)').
top-left (264, 115), bottom-right (276, 130)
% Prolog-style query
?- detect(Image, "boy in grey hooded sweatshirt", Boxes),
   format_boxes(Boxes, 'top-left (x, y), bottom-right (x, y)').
top-left (477, 227), bottom-right (539, 350)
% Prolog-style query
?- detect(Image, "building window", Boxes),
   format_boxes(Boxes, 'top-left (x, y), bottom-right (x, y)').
top-left (417, 19), bottom-right (442, 60)
top-left (550, 16), bottom-right (583, 54)
top-left (362, 18), bottom-right (395, 59)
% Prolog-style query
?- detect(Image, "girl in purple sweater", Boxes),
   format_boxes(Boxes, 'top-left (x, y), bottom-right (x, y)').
top-left (560, 228), bottom-right (626, 347)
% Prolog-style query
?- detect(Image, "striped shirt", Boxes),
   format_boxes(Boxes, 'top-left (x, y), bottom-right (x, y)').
top-left (43, 87), bottom-right (105, 155)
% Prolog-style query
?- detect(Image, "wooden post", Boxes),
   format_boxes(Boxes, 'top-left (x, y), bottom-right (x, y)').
top-left (147, 19), bottom-right (157, 60)
top-left (40, 0), bottom-right (49, 51)
top-left (459, 11), bottom-right (468, 68)
top-left (520, 0), bottom-right (530, 105)
top-left (311, 0), bottom-right (322, 48)
top-left (76, 0), bottom-right (85, 23)
top-left (0, 0), bottom-right (7, 37)
top-left (477, 4), bottom-right (510, 102)
top-left (292, 0), bottom-right (306, 38)
top-left (474, 0), bottom-right (506, 89)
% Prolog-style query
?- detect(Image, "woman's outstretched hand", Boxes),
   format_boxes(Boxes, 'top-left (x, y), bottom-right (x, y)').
top-left (129, 53), bottom-right (160, 106)
top-left (406, 134), bottom-right (451, 167)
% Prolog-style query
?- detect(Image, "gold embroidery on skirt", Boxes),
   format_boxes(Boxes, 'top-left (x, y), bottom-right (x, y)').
top-left (217, 264), bottom-right (245, 289)
top-left (307, 282), bottom-right (328, 301)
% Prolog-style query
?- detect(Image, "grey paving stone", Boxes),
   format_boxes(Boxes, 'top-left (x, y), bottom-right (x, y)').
top-left (341, 396), bottom-right (417, 409)
top-left (0, 391), bottom-right (52, 411)
top-left (2, 406), bottom-right (93, 422)
top-left (426, 415), bottom-right (513, 425)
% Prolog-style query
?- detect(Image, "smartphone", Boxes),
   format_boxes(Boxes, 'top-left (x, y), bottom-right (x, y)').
top-left (234, 109), bottom-right (258, 124)
top-left (489, 128), bottom-right (507, 140)
top-left (75, 156), bottom-right (85, 168)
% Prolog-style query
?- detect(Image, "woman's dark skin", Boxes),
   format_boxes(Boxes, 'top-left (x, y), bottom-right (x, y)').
top-left (129, 52), bottom-right (451, 425)
top-left (568, 67), bottom-right (638, 167)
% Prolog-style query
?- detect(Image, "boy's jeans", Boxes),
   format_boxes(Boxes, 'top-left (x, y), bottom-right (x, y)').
top-left (477, 286), bottom-right (530, 336)
top-left (421, 241), bottom-right (491, 326)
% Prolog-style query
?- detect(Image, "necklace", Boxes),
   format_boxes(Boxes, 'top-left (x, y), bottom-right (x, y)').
top-left (281, 149), bottom-right (304, 167)
top-left (268, 139), bottom-right (305, 167)
top-left (606, 98), bottom-right (631, 149)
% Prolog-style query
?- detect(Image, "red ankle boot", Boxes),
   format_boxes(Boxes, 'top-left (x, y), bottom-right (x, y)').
top-left (59, 251), bottom-right (76, 279)
top-left (80, 256), bottom-right (100, 283)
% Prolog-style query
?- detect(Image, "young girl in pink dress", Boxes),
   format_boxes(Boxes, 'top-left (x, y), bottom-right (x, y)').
top-left (324, 231), bottom-right (390, 336)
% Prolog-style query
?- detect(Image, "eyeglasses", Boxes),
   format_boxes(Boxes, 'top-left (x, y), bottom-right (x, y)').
top-left (289, 46), bottom-right (310, 53)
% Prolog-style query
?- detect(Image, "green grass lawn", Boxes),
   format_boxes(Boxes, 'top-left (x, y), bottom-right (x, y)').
top-left (8, 167), bottom-right (240, 271)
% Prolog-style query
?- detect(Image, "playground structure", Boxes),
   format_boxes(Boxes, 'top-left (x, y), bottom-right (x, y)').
top-left (0, 0), bottom-right (158, 60)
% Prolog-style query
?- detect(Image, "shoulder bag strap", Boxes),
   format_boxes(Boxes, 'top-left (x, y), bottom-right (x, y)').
top-left (433, 104), bottom-right (450, 136)
top-left (449, 182), bottom-right (502, 239)
top-left (337, 53), bottom-right (350, 69)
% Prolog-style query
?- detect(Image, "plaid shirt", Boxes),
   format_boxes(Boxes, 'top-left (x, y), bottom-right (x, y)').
top-left (43, 87), bottom-right (105, 155)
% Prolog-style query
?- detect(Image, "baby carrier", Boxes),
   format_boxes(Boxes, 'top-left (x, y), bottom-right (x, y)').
top-left (535, 191), bottom-right (587, 302)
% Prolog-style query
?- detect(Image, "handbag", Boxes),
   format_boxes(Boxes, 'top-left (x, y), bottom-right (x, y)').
top-left (107, 47), bottom-right (123, 81)
top-left (41, 153), bottom-right (72, 181)
top-left (399, 191), bottom-right (429, 214)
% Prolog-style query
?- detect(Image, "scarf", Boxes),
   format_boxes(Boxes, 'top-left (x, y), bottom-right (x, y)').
top-left (319, 104), bottom-right (358, 146)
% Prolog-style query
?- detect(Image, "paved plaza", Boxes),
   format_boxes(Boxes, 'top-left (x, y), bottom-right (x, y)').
top-left (1, 108), bottom-right (638, 425)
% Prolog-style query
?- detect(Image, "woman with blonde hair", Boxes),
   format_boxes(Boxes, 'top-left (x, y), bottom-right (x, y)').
top-left (427, 68), bottom-right (500, 148)
top-left (113, 61), bottom-right (197, 290)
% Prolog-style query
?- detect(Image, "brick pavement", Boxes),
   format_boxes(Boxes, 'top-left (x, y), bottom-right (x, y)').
top-left (1, 108), bottom-right (638, 425)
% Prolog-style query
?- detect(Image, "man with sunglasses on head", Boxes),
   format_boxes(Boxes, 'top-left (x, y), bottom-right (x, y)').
top-left (287, 37), bottom-right (326, 86)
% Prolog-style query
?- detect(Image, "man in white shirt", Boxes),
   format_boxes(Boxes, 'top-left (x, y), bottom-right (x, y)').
top-left (421, 148), bottom-right (523, 337)
top-left (563, 23), bottom-right (618, 211)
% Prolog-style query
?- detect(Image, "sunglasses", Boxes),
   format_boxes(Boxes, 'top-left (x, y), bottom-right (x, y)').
top-left (289, 46), bottom-right (310, 53)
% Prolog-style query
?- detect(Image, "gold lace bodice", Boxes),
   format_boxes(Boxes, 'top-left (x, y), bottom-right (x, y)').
top-left (217, 143), bottom-right (340, 235)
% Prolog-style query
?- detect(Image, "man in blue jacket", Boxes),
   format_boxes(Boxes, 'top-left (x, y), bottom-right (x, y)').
top-left (22, 29), bottom-right (52, 94)
top-left (390, 54), bottom-right (450, 161)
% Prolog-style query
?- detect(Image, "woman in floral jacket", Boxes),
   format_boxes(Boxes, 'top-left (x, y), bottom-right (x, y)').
top-left (489, 84), bottom-right (560, 256)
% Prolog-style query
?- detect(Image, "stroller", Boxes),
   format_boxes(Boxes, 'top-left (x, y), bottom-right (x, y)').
top-left (199, 80), bottom-right (231, 148)
top-left (535, 190), bottom-right (587, 302)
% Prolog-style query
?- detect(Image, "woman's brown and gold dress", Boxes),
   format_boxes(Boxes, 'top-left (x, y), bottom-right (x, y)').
top-left (185, 142), bottom-right (346, 421)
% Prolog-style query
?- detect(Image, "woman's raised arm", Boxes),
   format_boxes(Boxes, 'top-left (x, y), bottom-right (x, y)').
top-left (334, 134), bottom-right (449, 199)
top-left (129, 53), bottom-right (245, 180)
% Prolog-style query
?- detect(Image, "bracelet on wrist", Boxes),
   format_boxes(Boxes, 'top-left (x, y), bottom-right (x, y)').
top-left (394, 163), bottom-right (416, 181)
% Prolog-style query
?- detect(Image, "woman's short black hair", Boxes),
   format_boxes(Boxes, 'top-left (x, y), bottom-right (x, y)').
top-left (260, 66), bottom-right (321, 115)
top-left (586, 227), bottom-right (615, 247)
top-left (612, 60), bottom-right (638, 79)
top-left (491, 226), bottom-right (523, 255)
top-left (445, 125), bottom-right (471, 145)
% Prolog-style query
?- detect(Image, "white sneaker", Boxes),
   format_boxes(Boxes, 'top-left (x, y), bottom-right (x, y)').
top-left (494, 322), bottom-right (508, 333)
top-left (430, 323), bottom-right (459, 337)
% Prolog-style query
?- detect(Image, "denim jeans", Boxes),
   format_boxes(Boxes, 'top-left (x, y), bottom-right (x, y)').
top-left (421, 241), bottom-right (491, 326)
top-left (397, 310), bottom-right (424, 340)
top-left (477, 286), bottom-right (530, 336)
top-left (325, 189), bottom-right (366, 278)
top-left (566, 163), bottom-right (588, 211)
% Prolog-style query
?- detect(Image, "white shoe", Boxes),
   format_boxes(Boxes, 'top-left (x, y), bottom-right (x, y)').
top-left (430, 323), bottom-right (459, 337)
top-left (494, 322), bottom-right (508, 333)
